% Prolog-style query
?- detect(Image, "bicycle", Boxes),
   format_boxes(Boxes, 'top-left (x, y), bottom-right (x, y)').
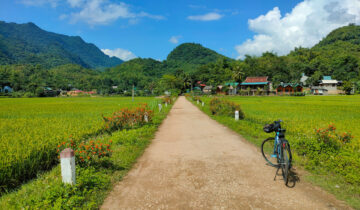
top-left (261, 120), bottom-right (292, 185)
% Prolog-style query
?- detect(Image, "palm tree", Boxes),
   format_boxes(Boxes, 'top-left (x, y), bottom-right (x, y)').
top-left (231, 62), bottom-right (245, 83)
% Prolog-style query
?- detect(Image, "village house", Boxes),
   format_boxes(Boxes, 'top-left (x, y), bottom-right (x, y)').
top-left (311, 76), bottom-right (342, 95)
top-left (225, 82), bottom-right (239, 95)
top-left (202, 86), bottom-right (213, 94)
top-left (241, 77), bottom-right (272, 95)
top-left (0, 86), bottom-right (13, 94)
top-left (300, 73), bottom-right (308, 86)
top-left (216, 85), bottom-right (225, 94)
top-left (276, 83), bottom-right (303, 95)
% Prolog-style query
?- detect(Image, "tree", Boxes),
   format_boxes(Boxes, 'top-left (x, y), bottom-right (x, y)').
top-left (231, 62), bottom-right (246, 82)
top-left (340, 81), bottom-right (354, 95)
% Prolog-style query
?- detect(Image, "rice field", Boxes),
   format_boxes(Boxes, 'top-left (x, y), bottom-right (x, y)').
top-left (0, 97), bottom-right (159, 192)
top-left (200, 95), bottom-right (360, 146)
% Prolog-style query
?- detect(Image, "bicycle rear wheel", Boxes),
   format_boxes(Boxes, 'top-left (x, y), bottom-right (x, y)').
top-left (281, 141), bottom-right (291, 185)
top-left (261, 137), bottom-right (278, 167)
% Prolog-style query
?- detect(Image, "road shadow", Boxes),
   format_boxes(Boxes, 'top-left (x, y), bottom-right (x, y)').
top-left (272, 166), bottom-right (300, 188)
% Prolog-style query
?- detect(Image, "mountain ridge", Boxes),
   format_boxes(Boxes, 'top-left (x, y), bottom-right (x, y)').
top-left (0, 21), bottom-right (123, 69)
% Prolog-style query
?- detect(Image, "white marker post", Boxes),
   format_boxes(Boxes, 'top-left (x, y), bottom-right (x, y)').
top-left (144, 113), bottom-right (148, 122)
top-left (165, 102), bottom-right (168, 107)
top-left (202, 102), bottom-right (204, 107)
top-left (60, 148), bottom-right (76, 185)
top-left (158, 103), bottom-right (162, 112)
top-left (197, 100), bottom-right (199, 104)
top-left (235, 110), bottom-right (239, 121)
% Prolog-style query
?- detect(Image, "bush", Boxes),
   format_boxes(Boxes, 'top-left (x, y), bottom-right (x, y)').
top-left (294, 123), bottom-right (358, 184)
top-left (102, 104), bottom-right (153, 132)
top-left (57, 138), bottom-right (112, 167)
top-left (209, 97), bottom-right (245, 119)
top-left (162, 96), bottom-right (172, 104)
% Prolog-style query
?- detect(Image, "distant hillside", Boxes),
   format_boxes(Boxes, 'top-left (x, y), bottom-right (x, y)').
top-left (314, 24), bottom-right (360, 48)
top-left (164, 43), bottom-right (227, 73)
top-left (0, 21), bottom-right (123, 69)
top-left (167, 43), bottom-right (225, 64)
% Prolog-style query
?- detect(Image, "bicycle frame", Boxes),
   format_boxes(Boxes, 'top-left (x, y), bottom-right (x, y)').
top-left (271, 132), bottom-right (281, 159)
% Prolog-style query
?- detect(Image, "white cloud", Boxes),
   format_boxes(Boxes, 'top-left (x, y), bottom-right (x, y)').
top-left (67, 0), bottom-right (83, 8)
top-left (235, 0), bottom-right (360, 59)
top-left (169, 35), bottom-right (181, 44)
top-left (59, 14), bottom-right (68, 20)
top-left (20, 0), bottom-right (59, 7)
top-left (187, 12), bottom-right (223, 21)
top-left (101, 48), bottom-right (137, 61)
top-left (68, 0), bottom-right (165, 26)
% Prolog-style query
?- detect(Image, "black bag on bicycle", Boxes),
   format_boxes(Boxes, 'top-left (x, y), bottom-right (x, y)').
top-left (263, 124), bottom-right (275, 133)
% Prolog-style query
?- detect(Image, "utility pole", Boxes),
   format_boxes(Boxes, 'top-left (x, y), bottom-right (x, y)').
top-left (132, 84), bottom-right (134, 101)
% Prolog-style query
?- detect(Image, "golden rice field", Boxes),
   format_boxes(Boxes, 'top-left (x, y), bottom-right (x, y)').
top-left (228, 95), bottom-right (360, 143)
top-left (0, 97), bottom-right (159, 192)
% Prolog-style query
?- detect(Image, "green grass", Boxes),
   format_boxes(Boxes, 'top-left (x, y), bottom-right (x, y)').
top-left (0, 97), bottom-right (160, 192)
top-left (190, 95), bottom-right (360, 209)
top-left (0, 98), bottom-right (173, 209)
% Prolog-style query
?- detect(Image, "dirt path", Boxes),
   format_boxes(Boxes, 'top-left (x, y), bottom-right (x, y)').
top-left (102, 96), bottom-right (350, 210)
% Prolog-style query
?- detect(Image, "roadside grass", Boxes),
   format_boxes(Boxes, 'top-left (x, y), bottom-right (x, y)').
top-left (0, 98), bottom-right (173, 209)
top-left (188, 95), bottom-right (360, 209)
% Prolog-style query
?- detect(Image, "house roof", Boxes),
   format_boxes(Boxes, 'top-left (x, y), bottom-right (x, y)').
top-left (200, 84), bottom-right (206, 87)
top-left (321, 80), bottom-right (338, 84)
top-left (323, 76), bottom-right (332, 80)
top-left (241, 82), bottom-right (268, 85)
top-left (203, 86), bottom-right (213, 90)
top-left (243, 76), bottom-right (268, 83)
top-left (225, 82), bottom-right (239, 86)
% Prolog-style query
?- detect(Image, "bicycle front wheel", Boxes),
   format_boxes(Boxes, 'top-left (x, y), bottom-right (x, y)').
top-left (281, 141), bottom-right (291, 185)
top-left (261, 137), bottom-right (278, 167)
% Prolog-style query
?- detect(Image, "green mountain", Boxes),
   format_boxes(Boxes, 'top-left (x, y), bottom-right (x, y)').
top-left (164, 43), bottom-right (227, 73)
top-left (0, 21), bottom-right (123, 69)
top-left (167, 43), bottom-right (225, 64)
top-left (315, 24), bottom-right (360, 48)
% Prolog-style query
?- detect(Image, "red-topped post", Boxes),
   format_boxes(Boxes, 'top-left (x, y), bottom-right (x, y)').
top-left (60, 148), bottom-right (76, 185)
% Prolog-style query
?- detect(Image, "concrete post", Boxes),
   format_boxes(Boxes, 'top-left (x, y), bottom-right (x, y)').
top-left (158, 103), bottom-right (162, 112)
top-left (235, 110), bottom-right (239, 121)
top-left (197, 100), bottom-right (199, 104)
top-left (165, 102), bottom-right (168, 107)
top-left (60, 148), bottom-right (76, 185)
top-left (202, 102), bottom-right (204, 107)
top-left (144, 113), bottom-right (148, 122)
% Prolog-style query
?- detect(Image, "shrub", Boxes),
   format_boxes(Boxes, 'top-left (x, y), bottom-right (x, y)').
top-left (315, 123), bottom-right (353, 148)
top-left (162, 96), bottom-right (172, 104)
top-left (102, 104), bottom-right (153, 132)
top-left (57, 138), bottom-right (113, 167)
top-left (209, 97), bottom-right (245, 119)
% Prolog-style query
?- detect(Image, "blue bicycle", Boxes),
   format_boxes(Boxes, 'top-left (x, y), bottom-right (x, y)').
top-left (261, 120), bottom-right (292, 185)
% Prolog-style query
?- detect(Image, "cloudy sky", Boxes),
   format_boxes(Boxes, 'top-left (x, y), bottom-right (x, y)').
top-left (1, 0), bottom-right (359, 61)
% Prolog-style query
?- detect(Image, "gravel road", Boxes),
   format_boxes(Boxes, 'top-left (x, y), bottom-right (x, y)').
top-left (101, 96), bottom-right (350, 210)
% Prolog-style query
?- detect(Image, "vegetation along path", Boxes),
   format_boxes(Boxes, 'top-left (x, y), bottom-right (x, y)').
top-left (102, 96), bottom-right (349, 209)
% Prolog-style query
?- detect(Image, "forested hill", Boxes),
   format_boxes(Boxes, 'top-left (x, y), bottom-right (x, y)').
top-left (0, 21), bottom-right (123, 69)
top-left (162, 43), bottom-right (228, 73)
top-left (101, 44), bottom-right (227, 90)
top-left (314, 24), bottom-right (360, 48)
top-left (167, 43), bottom-right (225, 65)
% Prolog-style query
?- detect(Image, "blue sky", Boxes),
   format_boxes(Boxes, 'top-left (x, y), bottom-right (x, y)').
top-left (1, 0), bottom-right (359, 61)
